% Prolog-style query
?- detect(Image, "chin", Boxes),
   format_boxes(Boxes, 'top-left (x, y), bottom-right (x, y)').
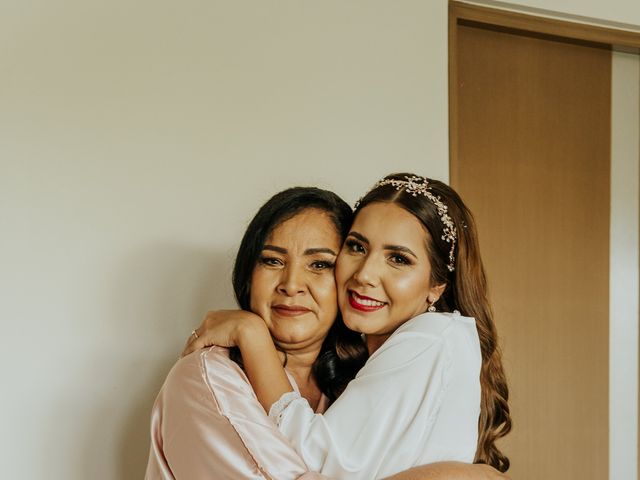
top-left (271, 328), bottom-right (314, 346)
top-left (342, 316), bottom-right (364, 334)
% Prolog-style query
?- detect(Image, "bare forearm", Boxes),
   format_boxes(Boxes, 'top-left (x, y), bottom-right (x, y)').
top-left (237, 320), bottom-right (294, 413)
top-left (384, 462), bottom-right (510, 480)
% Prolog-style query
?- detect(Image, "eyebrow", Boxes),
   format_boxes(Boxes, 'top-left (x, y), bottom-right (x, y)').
top-left (384, 244), bottom-right (418, 260)
top-left (347, 231), bottom-right (418, 259)
top-left (348, 231), bottom-right (369, 244)
top-left (305, 247), bottom-right (338, 256)
top-left (262, 245), bottom-right (338, 256)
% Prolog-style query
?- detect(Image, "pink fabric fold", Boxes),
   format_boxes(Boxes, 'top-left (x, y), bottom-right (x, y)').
top-left (145, 346), bottom-right (328, 480)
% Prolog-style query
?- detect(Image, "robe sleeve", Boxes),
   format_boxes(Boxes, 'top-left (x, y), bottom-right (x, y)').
top-left (145, 346), bottom-right (321, 480)
top-left (270, 329), bottom-right (452, 480)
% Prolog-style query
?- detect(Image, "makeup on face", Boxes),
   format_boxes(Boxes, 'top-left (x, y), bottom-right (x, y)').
top-left (250, 209), bottom-right (341, 349)
top-left (347, 290), bottom-right (387, 312)
top-left (336, 202), bottom-right (442, 346)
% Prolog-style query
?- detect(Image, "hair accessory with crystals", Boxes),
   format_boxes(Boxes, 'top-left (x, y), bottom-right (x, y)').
top-left (355, 175), bottom-right (458, 272)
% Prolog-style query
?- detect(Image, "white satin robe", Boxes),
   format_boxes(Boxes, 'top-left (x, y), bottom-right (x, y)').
top-left (145, 346), bottom-right (328, 480)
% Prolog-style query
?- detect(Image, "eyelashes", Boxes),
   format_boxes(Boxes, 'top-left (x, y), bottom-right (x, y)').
top-left (345, 238), bottom-right (365, 254)
top-left (388, 253), bottom-right (411, 265)
top-left (344, 239), bottom-right (414, 266)
top-left (259, 256), bottom-right (283, 267)
top-left (310, 260), bottom-right (335, 271)
top-left (258, 256), bottom-right (335, 271)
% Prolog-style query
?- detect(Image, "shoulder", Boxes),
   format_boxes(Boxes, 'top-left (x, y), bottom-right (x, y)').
top-left (395, 311), bottom-right (476, 338)
top-left (362, 312), bottom-right (478, 374)
top-left (395, 311), bottom-right (480, 357)
top-left (163, 346), bottom-right (253, 399)
top-left (375, 311), bottom-right (476, 354)
top-left (151, 352), bottom-right (310, 479)
top-left (169, 346), bottom-right (241, 378)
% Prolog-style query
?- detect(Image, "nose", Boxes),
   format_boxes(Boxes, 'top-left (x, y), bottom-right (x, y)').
top-left (277, 264), bottom-right (307, 296)
top-left (352, 255), bottom-right (379, 288)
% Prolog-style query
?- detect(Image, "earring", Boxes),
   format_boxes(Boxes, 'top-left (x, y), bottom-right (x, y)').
top-left (427, 298), bottom-right (437, 313)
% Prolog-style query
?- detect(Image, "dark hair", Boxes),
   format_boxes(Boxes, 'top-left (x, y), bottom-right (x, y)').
top-left (230, 187), bottom-right (368, 402)
top-left (355, 173), bottom-right (512, 472)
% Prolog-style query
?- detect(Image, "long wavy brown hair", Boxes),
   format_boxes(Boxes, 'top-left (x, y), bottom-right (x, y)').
top-left (356, 173), bottom-right (512, 472)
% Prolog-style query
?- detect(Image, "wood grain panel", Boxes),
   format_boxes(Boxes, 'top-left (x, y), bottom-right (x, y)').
top-left (452, 23), bottom-right (611, 479)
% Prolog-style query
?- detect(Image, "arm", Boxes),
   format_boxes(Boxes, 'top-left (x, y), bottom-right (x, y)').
top-left (183, 313), bottom-right (480, 479)
top-left (182, 309), bottom-right (295, 413)
top-left (146, 346), bottom-right (311, 480)
top-left (237, 318), bottom-right (297, 413)
top-left (384, 463), bottom-right (510, 480)
top-left (186, 316), bottom-right (457, 478)
top-left (266, 331), bottom-right (451, 478)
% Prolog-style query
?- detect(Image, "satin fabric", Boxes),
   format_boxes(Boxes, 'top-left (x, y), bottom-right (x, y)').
top-left (145, 346), bottom-right (328, 480)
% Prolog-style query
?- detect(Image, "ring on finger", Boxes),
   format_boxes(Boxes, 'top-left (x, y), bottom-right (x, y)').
top-left (191, 329), bottom-right (199, 339)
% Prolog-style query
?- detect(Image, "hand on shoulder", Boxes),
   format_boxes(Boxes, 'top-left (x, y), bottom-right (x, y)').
top-left (181, 309), bottom-right (268, 356)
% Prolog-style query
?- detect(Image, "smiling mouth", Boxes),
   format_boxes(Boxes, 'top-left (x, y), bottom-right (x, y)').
top-left (348, 290), bottom-right (387, 312)
top-left (271, 305), bottom-right (312, 317)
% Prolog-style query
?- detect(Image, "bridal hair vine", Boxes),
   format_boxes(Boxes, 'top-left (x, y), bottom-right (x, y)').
top-left (355, 175), bottom-right (458, 272)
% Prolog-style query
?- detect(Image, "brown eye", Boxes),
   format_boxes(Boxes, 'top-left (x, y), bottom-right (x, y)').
top-left (310, 260), bottom-right (335, 271)
top-left (389, 253), bottom-right (411, 266)
top-left (259, 256), bottom-right (283, 267)
top-left (345, 239), bottom-right (365, 254)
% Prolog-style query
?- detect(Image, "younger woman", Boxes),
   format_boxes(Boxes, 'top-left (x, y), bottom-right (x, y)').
top-left (184, 174), bottom-right (511, 479)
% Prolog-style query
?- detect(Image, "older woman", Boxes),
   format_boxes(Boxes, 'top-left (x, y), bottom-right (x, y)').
top-left (146, 186), bottom-right (508, 480)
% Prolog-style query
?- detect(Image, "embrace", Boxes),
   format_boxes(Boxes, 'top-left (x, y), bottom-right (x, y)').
top-left (145, 173), bottom-right (512, 480)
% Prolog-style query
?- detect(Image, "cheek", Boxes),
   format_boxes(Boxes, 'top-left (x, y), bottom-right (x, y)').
top-left (335, 255), bottom-right (353, 291)
top-left (312, 275), bottom-right (339, 322)
top-left (387, 271), bottom-right (431, 305)
top-left (249, 269), bottom-right (272, 313)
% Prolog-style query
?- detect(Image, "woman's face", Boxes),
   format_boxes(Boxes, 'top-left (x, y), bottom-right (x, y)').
top-left (336, 202), bottom-right (444, 343)
top-left (250, 208), bottom-right (341, 351)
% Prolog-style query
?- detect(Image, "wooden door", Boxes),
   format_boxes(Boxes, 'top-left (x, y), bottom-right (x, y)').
top-left (450, 12), bottom-right (611, 480)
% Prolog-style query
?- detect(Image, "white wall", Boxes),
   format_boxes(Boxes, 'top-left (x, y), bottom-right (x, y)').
top-left (0, 1), bottom-right (448, 479)
top-left (611, 51), bottom-right (640, 480)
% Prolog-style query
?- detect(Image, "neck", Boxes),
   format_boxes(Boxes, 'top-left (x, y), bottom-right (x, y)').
top-left (281, 346), bottom-right (319, 385)
top-left (366, 333), bottom-right (390, 355)
top-left (277, 341), bottom-right (323, 408)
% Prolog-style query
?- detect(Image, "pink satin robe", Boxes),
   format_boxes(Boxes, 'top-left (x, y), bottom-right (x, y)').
top-left (145, 346), bottom-right (328, 480)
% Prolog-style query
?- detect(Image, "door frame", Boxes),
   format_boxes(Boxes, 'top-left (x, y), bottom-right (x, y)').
top-left (448, 1), bottom-right (640, 185)
top-left (448, 2), bottom-right (640, 478)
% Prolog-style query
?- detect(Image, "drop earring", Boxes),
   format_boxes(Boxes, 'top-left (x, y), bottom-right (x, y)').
top-left (427, 298), bottom-right (437, 313)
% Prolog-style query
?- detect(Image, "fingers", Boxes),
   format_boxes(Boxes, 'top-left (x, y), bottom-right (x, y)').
top-left (181, 329), bottom-right (205, 357)
top-left (182, 326), bottom-right (210, 357)
top-left (180, 309), bottom-right (253, 358)
top-left (181, 329), bottom-right (199, 354)
top-left (181, 312), bottom-right (214, 357)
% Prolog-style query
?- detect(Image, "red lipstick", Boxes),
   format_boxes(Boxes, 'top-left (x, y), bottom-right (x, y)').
top-left (348, 290), bottom-right (387, 312)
